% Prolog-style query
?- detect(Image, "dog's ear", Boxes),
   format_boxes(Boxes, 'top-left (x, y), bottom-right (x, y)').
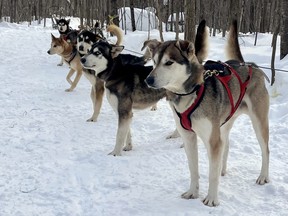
top-left (51, 33), bottom-right (56, 40)
top-left (67, 19), bottom-right (70, 24)
top-left (176, 40), bottom-right (196, 61)
top-left (111, 45), bottom-right (124, 58)
top-left (141, 39), bottom-right (161, 55)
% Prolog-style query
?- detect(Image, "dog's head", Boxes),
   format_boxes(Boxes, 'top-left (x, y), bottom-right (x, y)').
top-left (56, 18), bottom-right (70, 33)
top-left (144, 40), bottom-right (203, 94)
top-left (77, 30), bottom-right (99, 55)
top-left (47, 34), bottom-right (67, 55)
top-left (80, 40), bottom-right (124, 74)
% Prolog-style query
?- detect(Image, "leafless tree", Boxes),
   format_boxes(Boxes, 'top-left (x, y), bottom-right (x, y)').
top-left (280, 0), bottom-right (288, 60)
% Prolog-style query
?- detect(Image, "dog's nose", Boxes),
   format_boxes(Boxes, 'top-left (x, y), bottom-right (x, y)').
top-left (145, 76), bottom-right (154, 86)
top-left (79, 45), bottom-right (84, 51)
top-left (47, 50), bottom-right (50, 54)
top-left (80, 58), bottom-right (86, 64)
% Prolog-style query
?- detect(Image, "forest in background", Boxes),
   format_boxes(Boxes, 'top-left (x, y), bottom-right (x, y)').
top-left (0, 0), bottom-right (287, 83)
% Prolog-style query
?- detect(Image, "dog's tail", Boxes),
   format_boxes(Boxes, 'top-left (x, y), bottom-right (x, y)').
top-left (106, 24), bottom-right (123, 46)
top-left (225, 20), bottom-right (244, 62)
top-left (195, 20), bottom-right (209, 64)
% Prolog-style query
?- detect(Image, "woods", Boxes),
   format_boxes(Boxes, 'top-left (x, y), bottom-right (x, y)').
top-left (0, 0), bottom-right (287, 59)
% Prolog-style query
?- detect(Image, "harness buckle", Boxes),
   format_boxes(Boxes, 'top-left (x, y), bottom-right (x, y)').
top-left (204, 70), bottom-right (223, 79)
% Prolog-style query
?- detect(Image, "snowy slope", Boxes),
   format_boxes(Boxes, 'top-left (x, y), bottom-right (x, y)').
top-left (0, 19), bottom-right (288, 216)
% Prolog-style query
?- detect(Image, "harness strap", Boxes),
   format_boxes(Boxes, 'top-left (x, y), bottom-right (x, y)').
top-left (175, 61), bottom-right (252, 132)
top-left (219, 62), bottom-right (252, 125)
top-left (65, 46), bottom-right (78, 65)
top-left (175, 84), bottom-right (205, 132)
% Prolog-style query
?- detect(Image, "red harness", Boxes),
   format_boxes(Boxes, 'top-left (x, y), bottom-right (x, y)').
top-left (175, 62), bottom-right (252, 132)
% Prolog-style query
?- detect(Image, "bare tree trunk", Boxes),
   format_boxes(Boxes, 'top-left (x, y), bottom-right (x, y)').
top-left (239, 0), bottom-right (245, 32)
top-left (280, 0), bottom-right (288, 60)
top-left (271, 24), bottom-right (280, 86)
top-left (184, 0), bottom-right (195, 42)
top-left (175, 1), bottom-right (180, 40)
top-left (130, 0), bottom-right (136, 31)
top-left (156, 0), bottom-right (164, 42)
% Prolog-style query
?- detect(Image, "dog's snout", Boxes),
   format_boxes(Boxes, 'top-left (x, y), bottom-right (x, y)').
top-left (80, 58), bottom-right (86, 64)
top-left (47, 50), bottom-right (50, 54)
top-left (145, 76), bottom-right (155, 86)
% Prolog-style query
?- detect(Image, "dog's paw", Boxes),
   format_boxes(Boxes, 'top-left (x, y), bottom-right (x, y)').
top-left (181, 189), bottom-right (199, 199)
top-left (166, 129), bottom-right (180, 139)
top-left (202, 195), bottom-right (219, 207)
top-left (65, 88), bottom-right (73, 92)
top-left (57, 63), bottom-right (63, 66)
top-left (256, 175), bottom-right (269, 185)
top-left (86, 117), bottom-right (97, 122)
top-left (108, 150), bottom-right (122, 156)
top-left (123, 143), bottom-right (132, 151)
top-left (150, 104), bottom-right (157, 111)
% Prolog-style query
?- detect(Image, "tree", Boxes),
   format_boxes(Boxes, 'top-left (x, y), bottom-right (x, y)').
top-left (130, 0), bottom-right (136, 31)
top-left (280, 0), bottom-right (288, 60)
top-left (184, 0), bottom-right (195, 42)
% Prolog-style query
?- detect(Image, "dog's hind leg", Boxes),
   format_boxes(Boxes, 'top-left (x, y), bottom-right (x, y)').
top-left (220, 117), bottom-right (236, 176)
top-left (247, 96), bottom-right (270, 185)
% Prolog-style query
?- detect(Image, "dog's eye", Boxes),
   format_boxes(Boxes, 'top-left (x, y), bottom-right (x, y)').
top-left (165, 61), bottom-right (174, 66)
top-left (53, 45), bottom-right (57, 47)
top-left (94, 51), bottom-right (101, 56)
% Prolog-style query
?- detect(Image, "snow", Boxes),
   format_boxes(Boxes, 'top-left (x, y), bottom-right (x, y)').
top-left (1, 18), bottom-right (288, 216)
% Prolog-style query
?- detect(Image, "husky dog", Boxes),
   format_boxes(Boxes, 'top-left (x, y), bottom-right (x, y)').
top-left (55, 18), bottom-right (78, 66)
top-left (144, 20), bottom-right (270, 206)
top-left (47, 34), bottom-right (82, 92)
top-left (77, 23), bottom-right (149, 122)
top-left (77, 30), bottom-right (104, 56)
top-left (80, 39), bottom-right (166, 156)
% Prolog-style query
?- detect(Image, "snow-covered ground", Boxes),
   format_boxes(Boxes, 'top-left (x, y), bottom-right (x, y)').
top-left (0, 19), bottom-right (288, 216)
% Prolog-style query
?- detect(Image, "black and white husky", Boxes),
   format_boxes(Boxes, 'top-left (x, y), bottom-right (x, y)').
top-left (80, 40), bottom-right (166, 156)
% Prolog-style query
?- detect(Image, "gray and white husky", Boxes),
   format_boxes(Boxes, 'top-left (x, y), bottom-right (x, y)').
top-left (144, 20), bottom-right (270, 206)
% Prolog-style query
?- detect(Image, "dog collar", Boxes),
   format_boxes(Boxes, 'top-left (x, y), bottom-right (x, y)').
top-left (174, 83), bottom-right (205, 132)
top-left (65, 46), bottom-right (78, 65)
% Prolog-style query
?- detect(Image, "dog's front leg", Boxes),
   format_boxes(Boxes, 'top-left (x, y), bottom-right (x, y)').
top-left (68, 70), bottom-right (82, 92)
top-left (123, 129), bottom-right (132, 151)
top-left (65, 68), bottom-right (75, 87)
top-left (202, 128), bottom-right (224, 207)
top-left (87, 83), bottom-right (104, 122)
top-left (109, 110), bottom-right (133, 156)
top-left (58, 57), bottom-right (64, 66)
top-left (180, 130), bottom-right (199, 199)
